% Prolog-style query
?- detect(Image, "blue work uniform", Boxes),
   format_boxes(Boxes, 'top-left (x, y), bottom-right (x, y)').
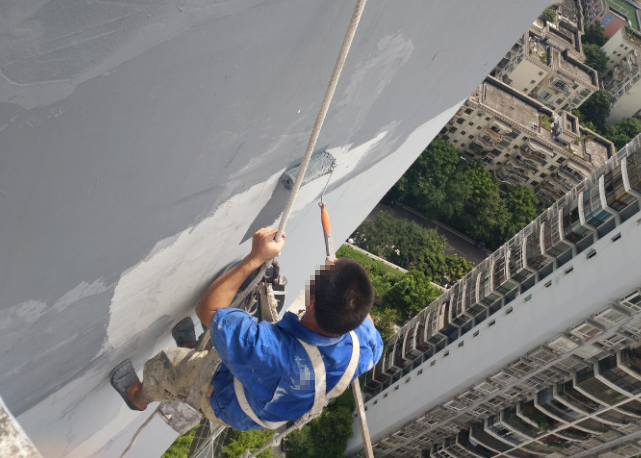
top-left (209, 309), bottom-right (383, 430)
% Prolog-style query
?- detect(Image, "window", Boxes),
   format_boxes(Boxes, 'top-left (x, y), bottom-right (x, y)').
top-left (449, 126), bottom-right (458, 133)
top-left (540, 173), bottom-right (547, 178)
top-left (461, 130), bottom-right (467, 135)
top-left (620, 44), bottom-right (624, 47)
top-left (464, 108), bottom-right (474, 115)
top-left (531, 80), bottom-right (536, 84)
top-left (508, 131), bottom-right (519, 139)
top-left (549, 165), bottom-right (557, 171)
top-left (538, 71), bottom-right (544, 76)
top-left (530, 180), bottom-right (539, 186)
top-left (485, 117), bottom-right (491, 121)
top-left (499, 140), bottom-right (510, 147)
top-left (461, 144), bottom-right (466, 148)
top-left (492, 149), bottom-right (501, 156)
top-left (522, 136), bottom-right (529, 141)
top-left (524, 88), bottom-right (529, 92)
top-left (477, 112), bottom-right (483, 117)
top-left (453, 139), bottom-right (458, 143)
top-left (469, 122), bottom-right (475, 126)
top-left (556, 98), bottom-right (564, 104)
top-left (468, 135), bottom-right (475, 139)
top-left (443, 135), bottom-right (450, 140)
top-left (457, 118), bottom-right (465, 124)
top-left (477, 126), bottom-right (482, 130)
top-left (556, 157), bottom-right (564, 163)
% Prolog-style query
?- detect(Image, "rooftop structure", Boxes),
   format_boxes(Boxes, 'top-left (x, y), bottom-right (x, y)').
top-left (347, 133), bottom-right (641, 458)
top-left (440, 77), bottom-right (612, 204)
top-left (494, 22), bottom-right (598, 113)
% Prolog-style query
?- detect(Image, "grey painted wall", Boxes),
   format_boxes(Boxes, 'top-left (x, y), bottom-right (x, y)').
top-left (0, 1), bottom-right (553, 456)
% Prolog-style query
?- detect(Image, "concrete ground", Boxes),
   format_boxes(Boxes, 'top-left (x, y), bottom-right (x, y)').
top-left (365, 203), bottom-right (491, 266)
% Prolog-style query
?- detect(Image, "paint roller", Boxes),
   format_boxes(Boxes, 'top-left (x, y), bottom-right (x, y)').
top-left (281, 150), bottom-right (336, 190)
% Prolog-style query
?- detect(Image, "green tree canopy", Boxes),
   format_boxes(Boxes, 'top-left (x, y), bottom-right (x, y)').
top-left (583, 43), bottom-right (608, 74)
top-left (286, 391), bottom-right (356, 458)
top-left (370, 307), bottom-right (401, 341)
top-left (394, 138), bottom-right (472, 220)
top-left (444, 255), bottom-right (475, 285)
top-left (582, 22), bottom-right (609, 46)
top-left (383, 270), bottom-right (442, 316)
top-left (223, 430), bottom-right (276, 458)
top-left (503, 185), bottom-right (542, 239)
top-left (539, 9), bottom-right (557, 24)
top-left (576, 90), bottom-right (611, 131)
top-left (604, 117), bottom-right (641, 149)
top-left (352, 212), bottom-right (448, 281)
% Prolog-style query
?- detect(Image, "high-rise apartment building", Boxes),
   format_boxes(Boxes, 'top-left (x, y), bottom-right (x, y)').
top-left (439, 77), bottom-right (612, 205)
top-left (493, 1), bottom-right (599, 113)
top-left (346, 134), bottom-right (641, 458)
top-left (602, 27), bottom-right (641, 124)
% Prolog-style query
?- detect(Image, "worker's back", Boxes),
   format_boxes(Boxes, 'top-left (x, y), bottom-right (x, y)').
top-left (208, 308), bottom-right (383, 430)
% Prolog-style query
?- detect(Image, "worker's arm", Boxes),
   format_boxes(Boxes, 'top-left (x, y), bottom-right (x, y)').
top-left (196, 228), bottom-right (286, 328)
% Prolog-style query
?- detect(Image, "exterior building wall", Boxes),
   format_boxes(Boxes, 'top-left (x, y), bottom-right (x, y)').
top-left (0, 1), bottom-right (560, 457)
top-left (347, 134), bottom-right (641, 458)
top-left (439, 78), bottom-right (611, 205)
top-left (602, 28), bottom-right (641, 124)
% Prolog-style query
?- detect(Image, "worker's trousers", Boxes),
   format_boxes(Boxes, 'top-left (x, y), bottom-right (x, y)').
top-left (141, 347), bottom-right (228, 426)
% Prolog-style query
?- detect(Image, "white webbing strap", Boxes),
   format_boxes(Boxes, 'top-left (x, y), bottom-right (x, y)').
top-left (327, 331), bottom-right (360, 400)
top-left (233, 331), bottom-right (360, 428)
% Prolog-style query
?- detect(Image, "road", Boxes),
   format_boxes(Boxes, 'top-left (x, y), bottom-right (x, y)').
top-left (365, 203), bottom-right (491, 265)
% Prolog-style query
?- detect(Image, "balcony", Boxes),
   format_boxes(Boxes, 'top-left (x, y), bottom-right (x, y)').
top-left (559, 165), bottom-right (583, 184)
top-left (512, 156), bottom-right (540, 173)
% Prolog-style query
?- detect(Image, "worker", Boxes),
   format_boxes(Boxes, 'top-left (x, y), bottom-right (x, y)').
top-left (112, 227), bottom-right (383, 430)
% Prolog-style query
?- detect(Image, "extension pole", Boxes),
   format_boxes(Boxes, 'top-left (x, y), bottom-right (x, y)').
top-left (320, 202), bottom-right (374, 458)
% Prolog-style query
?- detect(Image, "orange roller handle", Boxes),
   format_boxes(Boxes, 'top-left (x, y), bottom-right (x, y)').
top-left (319, 202), bottom-right (335, 258)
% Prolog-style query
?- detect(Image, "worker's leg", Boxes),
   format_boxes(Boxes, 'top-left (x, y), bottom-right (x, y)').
top-left (126, 348), bottom-right (210, 411)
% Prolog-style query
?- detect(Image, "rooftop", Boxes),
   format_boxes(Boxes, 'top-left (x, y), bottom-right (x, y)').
top-left (581, 128), bottom-right (613, 167)
top-left (557, 51), bottom-right (598, 86)
top-left (481, 81), bottom-right (543, 131)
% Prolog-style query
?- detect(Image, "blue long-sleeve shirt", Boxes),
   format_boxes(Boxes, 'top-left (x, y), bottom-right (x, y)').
top-left (209, 309), bottom-right (383, 430)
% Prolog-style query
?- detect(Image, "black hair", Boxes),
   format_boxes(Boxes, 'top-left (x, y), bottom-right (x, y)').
top-left (310, 258), bottom-right (375, 335)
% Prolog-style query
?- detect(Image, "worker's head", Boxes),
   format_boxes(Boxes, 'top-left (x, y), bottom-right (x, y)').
top-left (307, 258), bottom-right (374, 335)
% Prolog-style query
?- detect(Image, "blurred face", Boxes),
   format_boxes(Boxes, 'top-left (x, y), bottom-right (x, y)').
top-left (304, 258), bottom-right (336, 311)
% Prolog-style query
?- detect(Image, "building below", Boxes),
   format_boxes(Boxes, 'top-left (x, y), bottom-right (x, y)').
top-left (346, 135), bottom-right (641, 458)
top-left (583, 0), bottom-right (641, 36)
top-left (439, 77), bottom-right (613, 204)
top-left (602, 27), bottom-right (641, 124)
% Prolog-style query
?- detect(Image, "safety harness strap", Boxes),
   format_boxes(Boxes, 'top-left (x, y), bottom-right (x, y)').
top-left (233, 331), bottom-right (360, 429)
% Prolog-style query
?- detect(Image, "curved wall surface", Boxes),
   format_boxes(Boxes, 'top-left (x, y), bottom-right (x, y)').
top-left (0, 1), bottom-right (551, 456)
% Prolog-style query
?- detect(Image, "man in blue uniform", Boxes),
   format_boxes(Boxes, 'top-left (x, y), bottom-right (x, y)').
top-left (120, 227), bottom-right (383, 430)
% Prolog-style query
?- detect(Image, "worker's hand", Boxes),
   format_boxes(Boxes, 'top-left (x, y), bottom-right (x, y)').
top-left (249, 228), bottom-right (286, 264)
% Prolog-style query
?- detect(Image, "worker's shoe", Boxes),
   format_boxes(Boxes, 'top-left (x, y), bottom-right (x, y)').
top-left (172, 317), bottom-right (197, 348)
top-left (110, 359), bottom-right (142, 411)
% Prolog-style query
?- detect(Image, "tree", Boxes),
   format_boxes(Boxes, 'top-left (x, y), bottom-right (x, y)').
top-left (576, 90), bottom-right (611, 131)
top-left (463, 161), bottom-right (500, 205)
top-left (466, 191), bottom-right (511, 248)
top-left (582, 22), bottom-right (609, 46)
top-left (583, 43), bottom-right (608, 74)
top-left (539, 9), bottom-right (557, 24)
top-left (162, 428), bottom-right (197, 458)
top-left (352, 212), bottom-right (449, 281)
top-left (370, 307), bottom-right (400, 341)
top-left (308, 407), bottom-right (354, 458)
top-left (394, 138), bottom-right (472, 220)
top-left (223, 430), bottom-right (276, 458)
top-left (384, 270), bottom-right (442, 316)
top-left (604, 117), bottom-right (641, 149)
top-left (444, 255), bottom-right (474, 285)
top-left (504, 185), bottom-right (541, 240)
top-left (287, 403), bottom-right (355, 458)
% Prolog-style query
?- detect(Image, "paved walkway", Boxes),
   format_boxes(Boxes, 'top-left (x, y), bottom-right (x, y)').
top-left (365, 203), bottom-right (491, 265)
